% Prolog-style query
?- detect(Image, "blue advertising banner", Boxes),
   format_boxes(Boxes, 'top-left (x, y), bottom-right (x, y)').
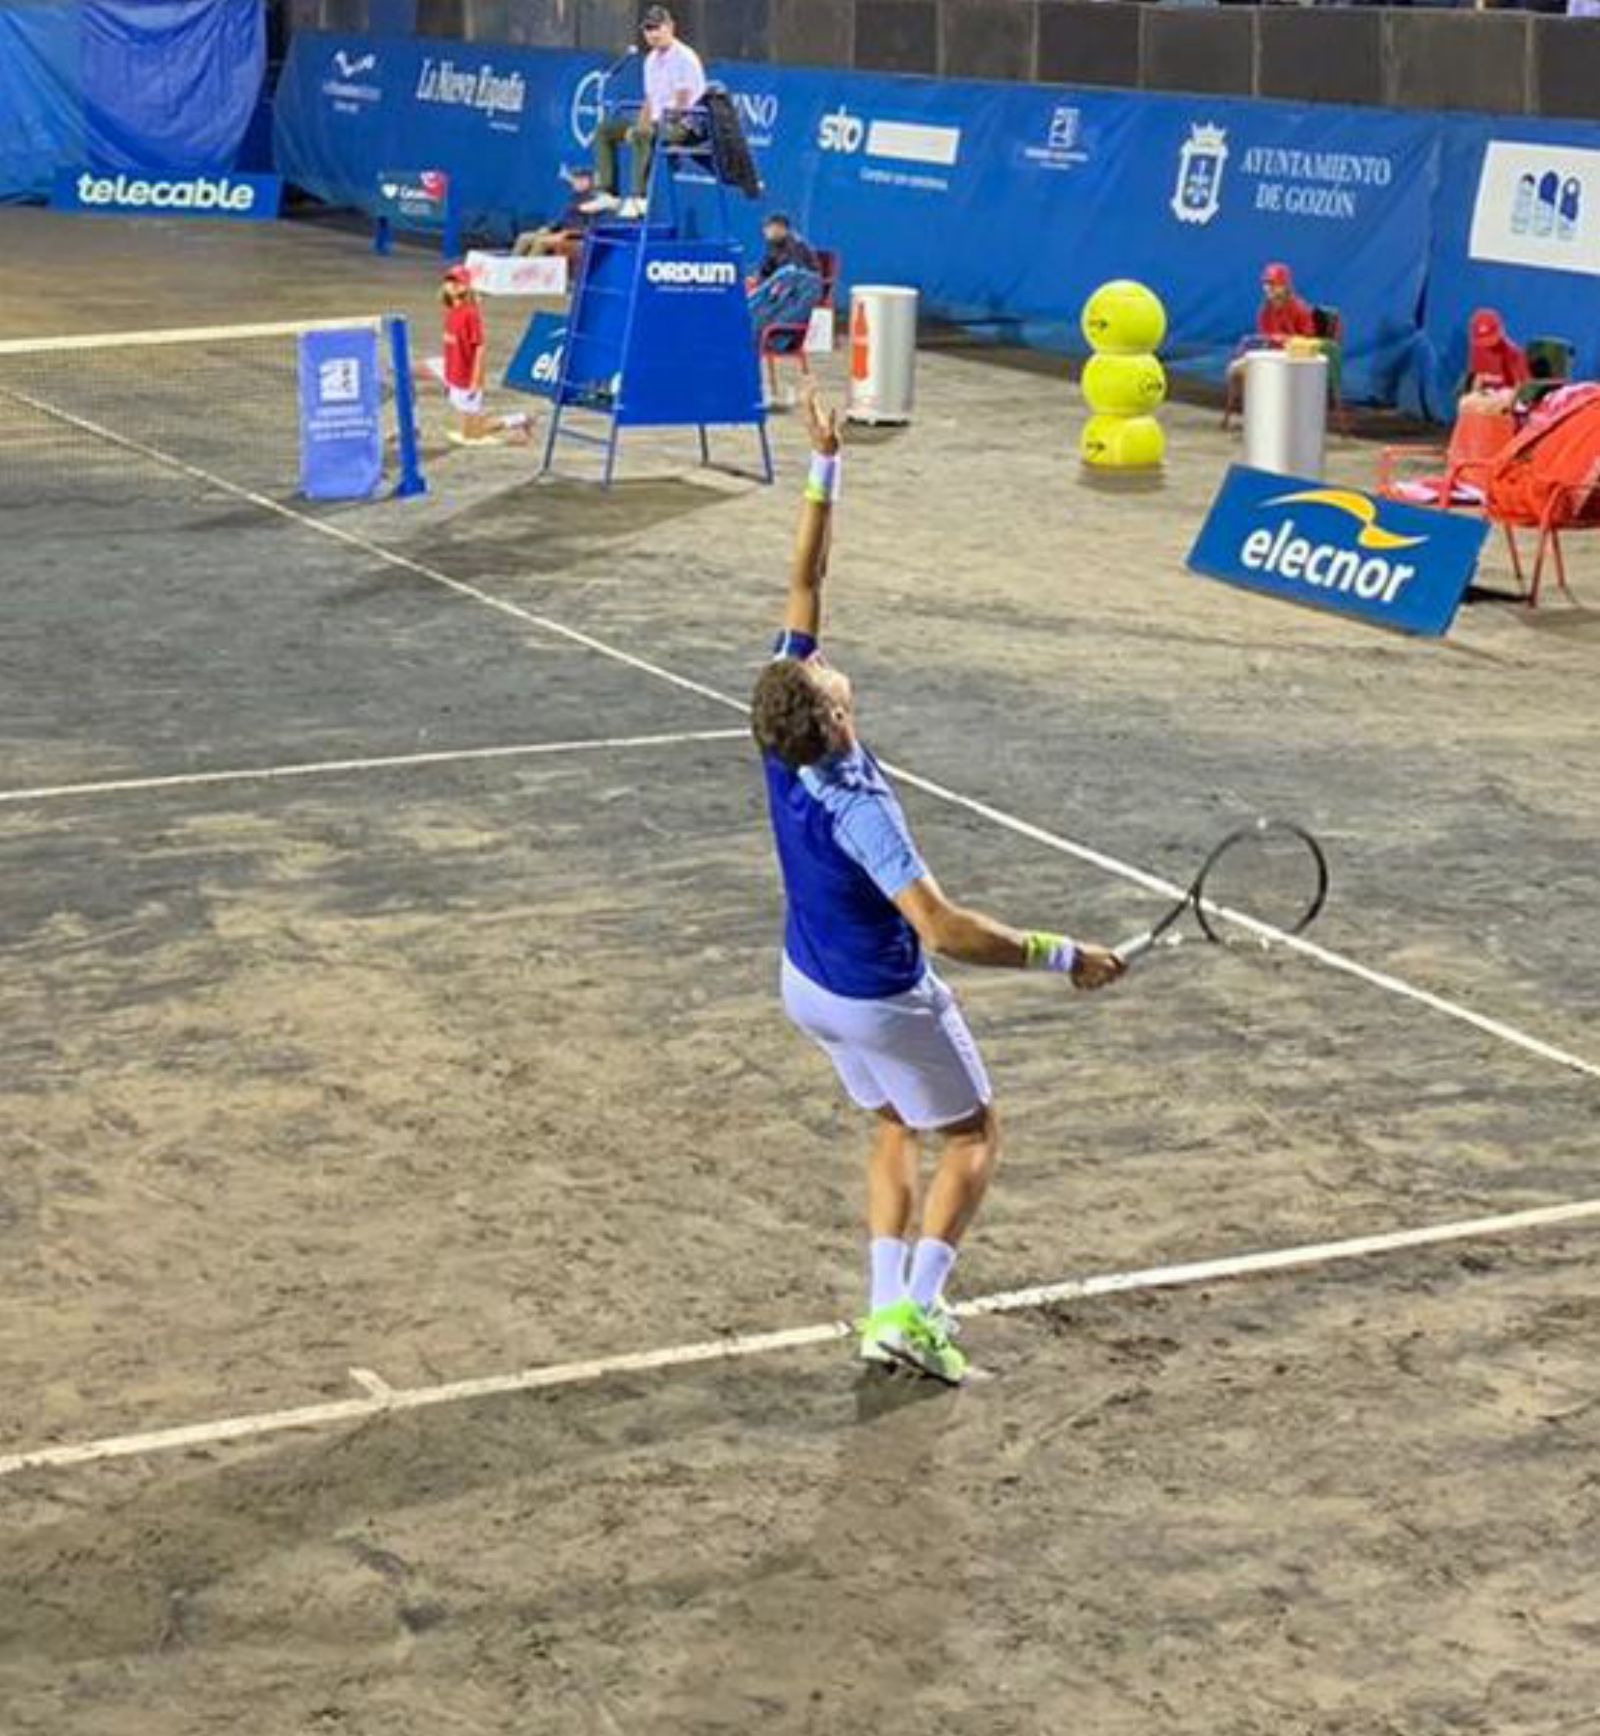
top-left (51, 166), bottom-right (281, 219)
top-left (269, 31), bottom-right (1600, 413)
top-left (298, 326), bottom-right (383, 500)
top-left (1188, 466), bottom-right (1488, 637)
top-left (504, 311), bottom-right (568, 399)
top-left (273, 36), bottom-right (1438, 404)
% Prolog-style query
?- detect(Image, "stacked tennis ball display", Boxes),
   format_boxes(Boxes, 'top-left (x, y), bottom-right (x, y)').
top-left (1079, 280), bottom-right (1168, 469)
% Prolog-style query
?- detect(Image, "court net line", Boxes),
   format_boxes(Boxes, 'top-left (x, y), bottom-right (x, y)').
top-left (4, 1196), bottom-right (1597, 1480)
top-left (0, 729), bottom-right (749, 806)
top-left (20, 396), bottom-right (1599, 1084)
top-left (0, 317), bottom-right (381, 357)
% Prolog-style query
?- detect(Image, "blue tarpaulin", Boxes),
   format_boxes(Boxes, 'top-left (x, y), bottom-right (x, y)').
top-left (268, 31), bottom-right (1600, 414)
top-left (0, 0), bottom-right (264, 202)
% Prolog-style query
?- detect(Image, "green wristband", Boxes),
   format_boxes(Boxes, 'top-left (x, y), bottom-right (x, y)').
top-left (1025, 931), bottom-right (1075, 972)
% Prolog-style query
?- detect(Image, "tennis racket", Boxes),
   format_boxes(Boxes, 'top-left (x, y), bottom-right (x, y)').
top-left (1115, 819), bottom-right (1329, 965)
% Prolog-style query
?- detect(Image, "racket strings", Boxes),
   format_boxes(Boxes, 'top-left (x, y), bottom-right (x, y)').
top-left (1193, 826), bottom-right (1327, 946)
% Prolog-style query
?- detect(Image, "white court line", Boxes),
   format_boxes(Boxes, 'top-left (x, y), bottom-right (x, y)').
top-left (879, 765), bottom-right (1600, 1084)
top-left (3, 1196), bottom-right (1598, 1479)
top-left (0, 728), bottom-right (748, 806)
top-left (21, 394), bottom-right (1600, 1083)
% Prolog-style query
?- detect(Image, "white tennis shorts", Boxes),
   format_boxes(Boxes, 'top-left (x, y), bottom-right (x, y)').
top-left (423, 356), bottom-right (484, 416)
top-left (782, 957), bottom-right (992, 1131)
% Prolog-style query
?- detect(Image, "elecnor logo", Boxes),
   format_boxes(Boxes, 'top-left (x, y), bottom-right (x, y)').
top-left (324, 46), bottom-right (381, 109)
top-left (531, 328), bottom-right (568, 386)
top-left (1188, 466), bottom-right (1487, 637)
top-left (1241, 489), bottom-right (1427, 606)
top-left (416, 57), bottom-right (527, 131)
top-left (645, 259), bottom-right (739, 287)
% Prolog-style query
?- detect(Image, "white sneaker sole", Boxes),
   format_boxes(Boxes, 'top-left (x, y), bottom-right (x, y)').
top-left (879, 1328), bottom-right (967, 1387)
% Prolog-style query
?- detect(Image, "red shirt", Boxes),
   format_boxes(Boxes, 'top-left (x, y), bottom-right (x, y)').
top-left (442, 301), bottom-right (485, 389)
top-left (1258, 294), bottom-right (1317, 345)
top-left (1469, 336), bottom-right (1529, 391)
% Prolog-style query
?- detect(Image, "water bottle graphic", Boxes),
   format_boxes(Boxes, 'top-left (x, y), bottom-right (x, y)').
top-left (1534, 170), bottom-right (1559, 239)
top-left (1558, 176), bottom-right (1581, 243)
top-left (1511, 173), bottom-right (1536, 236)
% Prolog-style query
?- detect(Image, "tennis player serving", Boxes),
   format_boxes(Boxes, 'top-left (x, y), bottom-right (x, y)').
top-left (752, 386), bottom-right (1124, 1385)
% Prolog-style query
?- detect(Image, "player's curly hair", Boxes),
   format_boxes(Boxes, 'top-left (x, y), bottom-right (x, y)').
top-left (750, 659), bottom-right (832, 770)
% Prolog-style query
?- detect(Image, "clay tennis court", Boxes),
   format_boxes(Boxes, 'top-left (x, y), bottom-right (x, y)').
top-left (3, 213), bottom-right (1599, 1734)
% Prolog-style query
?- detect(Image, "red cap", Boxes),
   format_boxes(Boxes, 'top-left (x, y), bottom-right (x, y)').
top-left (443, 264), bottom-right (472, 285)
top-left (1470, 308), bottom-right (1504, 346)
top-left (1262, 262), bottom-right (1292, 291)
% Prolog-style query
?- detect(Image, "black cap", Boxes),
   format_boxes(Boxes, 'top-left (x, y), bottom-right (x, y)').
top-left (765, 211), bottom-right (791, 227)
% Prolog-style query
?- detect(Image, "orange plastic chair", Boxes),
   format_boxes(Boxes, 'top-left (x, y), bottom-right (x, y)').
top-left (1377, 405), bottom-right (1517, 510)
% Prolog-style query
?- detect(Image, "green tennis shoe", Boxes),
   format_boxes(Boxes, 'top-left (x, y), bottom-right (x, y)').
top-left (856, 1299), bottom-right (969, 1386)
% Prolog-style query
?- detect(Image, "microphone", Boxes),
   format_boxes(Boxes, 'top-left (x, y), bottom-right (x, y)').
top-left (600, 43), bottom-right (639, 80)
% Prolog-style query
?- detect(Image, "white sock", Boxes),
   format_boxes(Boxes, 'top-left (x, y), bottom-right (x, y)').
top-left (869, 1237), bottom-right (909, 1312)
top-left (908, 1237), bottom-right (958, 1310)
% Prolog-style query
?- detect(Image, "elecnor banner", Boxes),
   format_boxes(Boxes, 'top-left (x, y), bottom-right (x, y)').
top-left (503, 311), bottom-right (567, 399)
top-left (51, 168), bottom-right (282, 219)
top-left (1188, 466), bottom-right (1487, 637)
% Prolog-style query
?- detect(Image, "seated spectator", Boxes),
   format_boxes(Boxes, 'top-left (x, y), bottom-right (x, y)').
top-left (1254, 262), bottom-right (1318, 347)
top-left (747, 212), bottom-right (823, 339)
top-left (1460, 307), bottom-right (1530, 415)
top-left (512, 166), bottom-right (597, 259)
top-left (1223, 262), bottom-right (1321, 426)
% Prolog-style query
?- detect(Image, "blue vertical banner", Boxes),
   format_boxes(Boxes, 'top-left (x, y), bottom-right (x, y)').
top-left (298, 326), bottom-right (383, 500)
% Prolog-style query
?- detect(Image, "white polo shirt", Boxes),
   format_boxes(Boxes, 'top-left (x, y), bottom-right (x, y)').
top-left (644, 39), bottom-right (705, 118)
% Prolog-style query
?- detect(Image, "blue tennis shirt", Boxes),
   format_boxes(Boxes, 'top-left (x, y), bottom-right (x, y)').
top-left (761, 631), bottom-right (927, 999)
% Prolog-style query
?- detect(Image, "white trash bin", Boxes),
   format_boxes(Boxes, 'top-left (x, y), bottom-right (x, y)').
top-left (847, 285), bottom-right (918, 425)
top-left (1242, 349), bottom-right (1328, 480)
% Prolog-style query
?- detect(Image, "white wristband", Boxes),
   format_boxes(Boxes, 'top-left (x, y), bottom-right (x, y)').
top-left (1024, 931), bottom-right (1077, 974)
top-left (805, 452), bottom-right (842, 504)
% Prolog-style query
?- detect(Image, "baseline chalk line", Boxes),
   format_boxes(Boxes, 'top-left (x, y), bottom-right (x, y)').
top-left (0, 728), bottom-right (748, 806)
top-left (23, 397), bottom-right (1597, 1083)
top-left (4, 1196), bottom-right (1598, 1480)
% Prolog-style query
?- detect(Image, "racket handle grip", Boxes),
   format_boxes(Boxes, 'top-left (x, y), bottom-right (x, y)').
top-left (1114, 930), bottom-right (1156, 964)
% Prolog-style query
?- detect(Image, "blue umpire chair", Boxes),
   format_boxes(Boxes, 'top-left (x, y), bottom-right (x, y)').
top-left (539, 90), bottom-right (772, 487)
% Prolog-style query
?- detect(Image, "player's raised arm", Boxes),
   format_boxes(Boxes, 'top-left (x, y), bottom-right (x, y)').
top-left (781, 384), bottom-right (842, 643)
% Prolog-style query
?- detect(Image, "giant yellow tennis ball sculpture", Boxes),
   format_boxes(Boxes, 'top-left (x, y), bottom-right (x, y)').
top-left (1081, 413), bottom-right (1166, 468)
top-left (1079, 279), bottom-right (1168, 471)
top-left (1080, 279), bottom-right (1168, 357)
top-left (1082, 352), bottom-right (1168, 418)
